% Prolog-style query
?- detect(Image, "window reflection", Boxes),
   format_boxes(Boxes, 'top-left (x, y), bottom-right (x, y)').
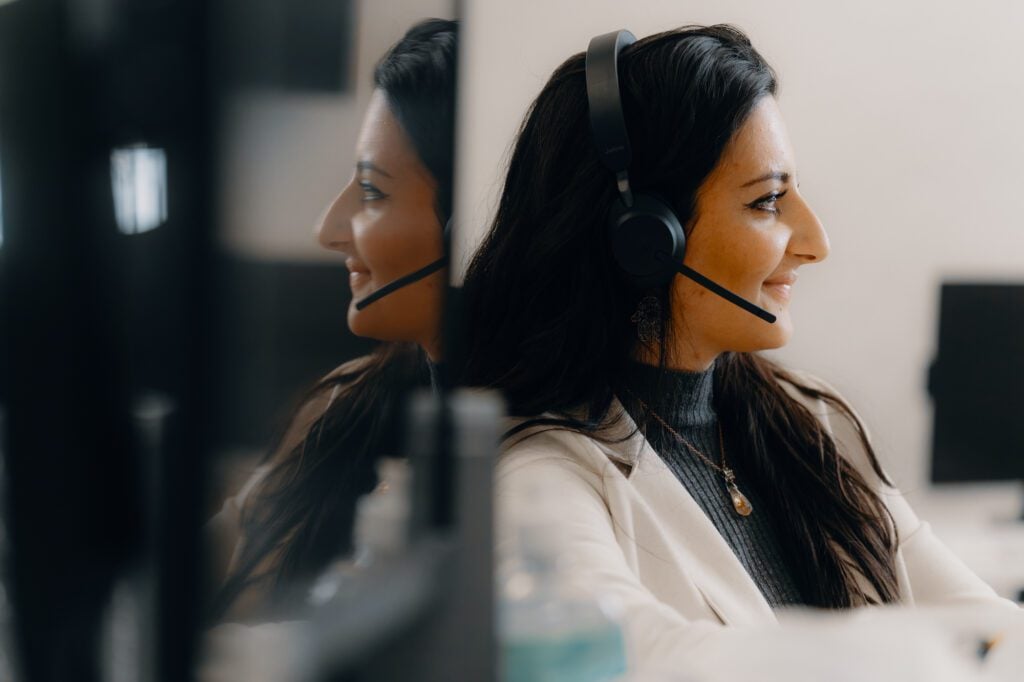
top-left (110, 145), bottom-right (168, 235)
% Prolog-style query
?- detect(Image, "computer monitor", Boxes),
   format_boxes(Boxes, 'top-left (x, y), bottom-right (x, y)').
top-left (929, 282), bottom-right (1024, 484)
top-left (0, 0), bottom-right (216, 678)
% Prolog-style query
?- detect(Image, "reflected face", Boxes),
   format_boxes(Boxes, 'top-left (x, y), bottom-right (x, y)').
top-left (317, 90), bottom-right (446, 357)
top-left (669, 97), bottom-right (830, 362)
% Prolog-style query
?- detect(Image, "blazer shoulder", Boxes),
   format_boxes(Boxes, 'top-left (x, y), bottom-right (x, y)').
top-left (498, 426), bottom-right (624, 487)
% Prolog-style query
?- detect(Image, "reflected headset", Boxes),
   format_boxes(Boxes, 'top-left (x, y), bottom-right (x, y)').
top-left (585, 30), bottom-right (776, 324)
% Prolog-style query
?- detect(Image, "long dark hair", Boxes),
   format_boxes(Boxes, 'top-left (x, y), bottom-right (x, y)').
top-left (462, 25), bottom-right (900, 608)
top-left (211, 18), bottom-right (458, 621)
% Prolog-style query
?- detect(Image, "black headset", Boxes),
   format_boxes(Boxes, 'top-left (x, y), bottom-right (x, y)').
top-left (585, 29), bottom-right (776, 323)
top-left (586, 30), bottom-right (685, 291)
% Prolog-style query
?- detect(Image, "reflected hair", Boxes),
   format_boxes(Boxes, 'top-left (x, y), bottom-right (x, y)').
top-left (462, 24), bottom-right (900, 608)
top-left (375, 18), bottom-right (458, 223)
top-left (210, 18), bottom-right (458, 621)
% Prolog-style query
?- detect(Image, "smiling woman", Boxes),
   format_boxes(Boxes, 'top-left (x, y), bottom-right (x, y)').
top-left (460, 23), bottom-right (1020, 675)
top-left (655, 95), bottom-right (830, 366)
top-left (317, 89), bottom-right (446, 358)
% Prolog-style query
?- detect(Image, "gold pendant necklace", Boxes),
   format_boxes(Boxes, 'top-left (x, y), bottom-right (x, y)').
top-left (722, 466), bottom-right (753, 517)
top-left (629, 391), bottom-right (753, 517)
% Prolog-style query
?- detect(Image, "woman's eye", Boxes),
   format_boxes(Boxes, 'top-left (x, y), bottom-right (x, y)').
top-left (359, 181), bottom-right (388, 202)
top-left (749, 189), bottom-right (787, 214)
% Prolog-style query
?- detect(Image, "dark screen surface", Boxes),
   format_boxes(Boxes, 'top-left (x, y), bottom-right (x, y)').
top-left (0, 0), bottom-right (216, 679)
top-left (930, 283), bottom-right (1024, 482)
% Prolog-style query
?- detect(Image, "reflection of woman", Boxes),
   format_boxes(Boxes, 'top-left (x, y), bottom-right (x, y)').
top-left (462, 25), bottom-right (1019, 671)
top-left (208, 19), bottom-right (457, 621)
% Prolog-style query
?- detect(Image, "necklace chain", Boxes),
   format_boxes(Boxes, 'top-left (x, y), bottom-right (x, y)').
top-left (640, 397), bottom-right (729, 475)
top-left (627, 389), bottom-right (753, 517)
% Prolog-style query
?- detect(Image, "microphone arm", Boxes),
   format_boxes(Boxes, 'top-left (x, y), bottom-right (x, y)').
top-left (354, 256), bottom-right (448, 311)
top-left (655, 251), bottom-right (777, 324)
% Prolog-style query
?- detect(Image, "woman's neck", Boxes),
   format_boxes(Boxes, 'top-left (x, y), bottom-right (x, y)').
top-left (622, 358), bottom-right (716, 429)
top-left (632, 343), bottom-right (718, 373)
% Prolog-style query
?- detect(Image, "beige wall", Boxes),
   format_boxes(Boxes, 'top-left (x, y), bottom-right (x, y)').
top-left (455, 0), bottom-right (1024, 494)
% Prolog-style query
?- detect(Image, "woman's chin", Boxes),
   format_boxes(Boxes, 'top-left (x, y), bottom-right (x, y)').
top-left (346, 305), bottom-right (375, 339)
top-left (759, 315), bottom-right (792, 350)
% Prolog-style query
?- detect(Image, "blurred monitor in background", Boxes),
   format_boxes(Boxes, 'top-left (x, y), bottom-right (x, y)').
top-left (929, 283), bottom-right (1024, 490)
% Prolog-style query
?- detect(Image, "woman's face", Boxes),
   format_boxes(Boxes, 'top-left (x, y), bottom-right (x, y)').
top-left (668, 96), bottom-right (829, 366)
top-left (317, 90), bottom-right (446, 358)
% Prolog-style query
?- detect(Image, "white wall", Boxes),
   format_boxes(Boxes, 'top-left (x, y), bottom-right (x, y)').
top-left (456, 0), bottom-right (1024, 495)
top-left (218, 0), bottom-right (453, 262)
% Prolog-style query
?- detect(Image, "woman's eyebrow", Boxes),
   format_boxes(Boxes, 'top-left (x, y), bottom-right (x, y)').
top-left (356, 159), bottom-right (394, 179)
top-left (740, 170), bottom-right (790, 188)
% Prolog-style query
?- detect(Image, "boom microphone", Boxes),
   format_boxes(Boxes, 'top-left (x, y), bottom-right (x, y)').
top-left (353, 255), bottom-right (448, 311)
top-left (354, 216), bottom-right (453, 311)
top-left (654, 251), bottom-right (777, 324)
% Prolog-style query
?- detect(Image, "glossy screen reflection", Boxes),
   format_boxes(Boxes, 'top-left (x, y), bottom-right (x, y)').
top-left (110, 145), bottom-right (168, 235)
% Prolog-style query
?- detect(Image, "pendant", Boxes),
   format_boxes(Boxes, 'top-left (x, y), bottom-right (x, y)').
top-left (727, 482), bottom-right (753, 517)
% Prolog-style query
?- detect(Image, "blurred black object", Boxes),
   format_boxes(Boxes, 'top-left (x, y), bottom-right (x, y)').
top-left (0, 0), bottom-right (216, 679)
top-left (298, 389), bottom-right (499, 682)
top-left (928, 283), bottom-right (1024, 485)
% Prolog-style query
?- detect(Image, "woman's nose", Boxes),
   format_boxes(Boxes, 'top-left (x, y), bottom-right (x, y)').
top-left (316, 183), bottom-right (355, 253)
top-left (789, 193), bottom-right (830, 263)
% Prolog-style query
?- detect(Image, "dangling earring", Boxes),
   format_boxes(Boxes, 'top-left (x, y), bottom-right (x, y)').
top-left (631, 295), bottom-right (663, 345)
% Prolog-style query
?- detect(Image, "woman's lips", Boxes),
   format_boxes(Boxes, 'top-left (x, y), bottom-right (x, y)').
top-left (762, 282), bottom-right (792, 302)
top-left (345, 258), bottom-right (371, 290)
top-left (762, 273), bottom-right (797, 302)
top-left (349, 271), bottom-right (371, 289)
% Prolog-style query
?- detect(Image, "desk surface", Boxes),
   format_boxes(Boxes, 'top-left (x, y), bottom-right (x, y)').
top-left (907, 482), bottom-right (1024, 600)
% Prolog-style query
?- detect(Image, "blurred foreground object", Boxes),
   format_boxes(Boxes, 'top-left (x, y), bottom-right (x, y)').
top-left (498, 477), bottom-right (627, 681)
top-left (0, 0), bottom-right (217, 679)
top-left (635, 605), bottom-right (1024, 682)
top-left (200, 389), bottom-right (502, 682)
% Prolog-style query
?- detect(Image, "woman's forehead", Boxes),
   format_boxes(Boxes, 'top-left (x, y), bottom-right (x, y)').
top-left (710, 97), bottom-right (796, 189)
top-left (355, 90), bottom-right (423, 180)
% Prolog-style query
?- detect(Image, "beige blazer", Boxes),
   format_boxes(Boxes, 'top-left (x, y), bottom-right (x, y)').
top-left (494, 373), bottom-right (1021, 671)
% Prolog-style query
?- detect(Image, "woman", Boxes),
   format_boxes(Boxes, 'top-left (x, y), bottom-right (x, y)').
top-left (207, 18), bottom-right (458, 622)
top-left (461, 24), bottom-right (1019, 672)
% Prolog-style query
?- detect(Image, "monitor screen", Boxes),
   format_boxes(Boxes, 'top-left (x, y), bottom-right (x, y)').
top-left (930, 283), bottom-right (1024, 482)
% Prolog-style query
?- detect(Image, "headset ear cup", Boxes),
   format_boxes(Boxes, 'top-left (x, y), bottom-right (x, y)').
top-left (608, 193), bottom-right (686, 289)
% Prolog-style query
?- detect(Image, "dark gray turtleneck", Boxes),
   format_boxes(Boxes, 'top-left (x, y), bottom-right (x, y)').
top-left (620, 361), bottom-right (805, 608)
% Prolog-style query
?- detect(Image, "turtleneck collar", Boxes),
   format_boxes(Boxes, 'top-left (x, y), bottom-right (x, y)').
top-left (620, 360), bottom-right (716, 429)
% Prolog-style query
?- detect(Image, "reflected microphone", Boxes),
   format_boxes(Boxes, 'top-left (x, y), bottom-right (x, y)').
top-left (354, 255), bottom-right (448, 310)
top-left (353, 217), bottom-right (452, 311)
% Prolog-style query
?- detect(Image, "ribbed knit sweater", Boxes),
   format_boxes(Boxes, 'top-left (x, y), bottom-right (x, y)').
top-left (620, 361), bottom-right (805, 608)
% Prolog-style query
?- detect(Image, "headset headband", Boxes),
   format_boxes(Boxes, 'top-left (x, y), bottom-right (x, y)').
top-left (585, 29), bottom-right (637, 206)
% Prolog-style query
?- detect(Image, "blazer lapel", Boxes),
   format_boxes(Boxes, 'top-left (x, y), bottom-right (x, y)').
top-left (596, 400), bottom-right (778, 627)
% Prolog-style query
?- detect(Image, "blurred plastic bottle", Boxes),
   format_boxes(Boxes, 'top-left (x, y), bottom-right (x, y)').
top-left (308, 458), bottom-right (411, 606)
top-left (499, 515), bottom-right (627, 682)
